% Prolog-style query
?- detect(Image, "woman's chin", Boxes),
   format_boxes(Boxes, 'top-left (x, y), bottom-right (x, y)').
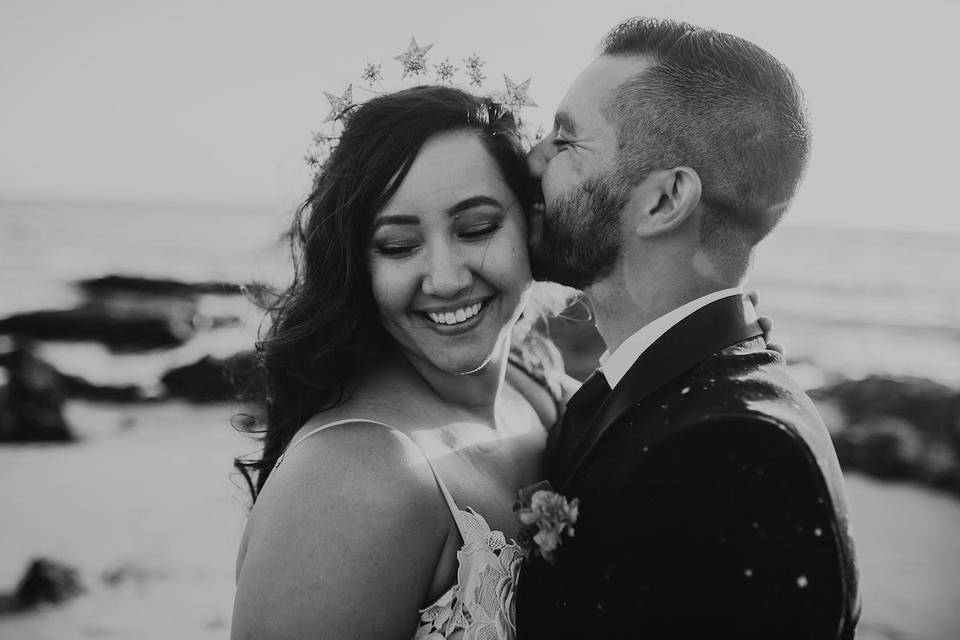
top-left (397, 326), bottom-right (515, 378)
top-left (451, 358), bottom-right (495, 376)
top-left (430, 352), bottom-right (495, 377)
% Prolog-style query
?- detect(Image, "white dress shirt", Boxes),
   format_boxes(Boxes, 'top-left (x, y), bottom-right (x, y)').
top-left (599, 288), bottom-right (748, 389)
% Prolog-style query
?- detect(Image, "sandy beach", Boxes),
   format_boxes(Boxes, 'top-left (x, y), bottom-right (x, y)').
top-left (1, 401), bottom-right (958, 639)
top-left (1, 402), bottom-right (248, 640)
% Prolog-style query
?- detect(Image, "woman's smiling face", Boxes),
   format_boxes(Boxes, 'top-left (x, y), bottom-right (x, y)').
top-left (368, 130), bottom-right (533, 375)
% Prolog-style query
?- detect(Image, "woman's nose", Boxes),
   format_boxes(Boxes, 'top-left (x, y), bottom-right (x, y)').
top-left (421, 243), bottom-right (473, 297)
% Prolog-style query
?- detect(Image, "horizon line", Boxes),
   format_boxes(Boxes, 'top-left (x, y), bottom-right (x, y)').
top-left (2, 194), bottom-right (957, 236)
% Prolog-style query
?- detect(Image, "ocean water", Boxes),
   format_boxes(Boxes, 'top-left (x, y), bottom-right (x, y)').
top-left (748, 224), bottom-right (960, 385)
top-left (2, 199), bottom-right (960, 386)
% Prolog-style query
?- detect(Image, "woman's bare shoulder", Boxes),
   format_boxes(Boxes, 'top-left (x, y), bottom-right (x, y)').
top-left (233, 419), bottom-right (451, 639)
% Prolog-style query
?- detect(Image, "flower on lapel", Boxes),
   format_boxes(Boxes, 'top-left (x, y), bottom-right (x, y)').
top-left (514, 481), bottom-right (580, 564)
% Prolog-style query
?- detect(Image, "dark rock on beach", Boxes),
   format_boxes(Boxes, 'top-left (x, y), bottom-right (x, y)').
top-left (0, 558), bottom-right (84, 614)
top-left (0, 303), bottom-right (197, 351)
top-left (0, 382), bottom-right (14, 438)
top-left (832, 417), bottom-right (926, 480)
top-left (0, 343), bottom-right (73, 442)
top-left (58, 372), bottom-right (148, 403)
top-left (161, 351), bottom-right (260, 403)
top-left (0, 274), bottom-right (246, 352)
top-left (77, 274), bottom-right (243, 298)
top-left (813, 375), bottom-right (960, 497)
top-left (811, 375), bottom-right (960, 444)
top-left (0, 340), bottom-right (148, 408)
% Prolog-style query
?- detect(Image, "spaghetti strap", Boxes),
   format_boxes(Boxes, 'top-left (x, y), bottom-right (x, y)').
top-left (274, 418), bottom-right (464, 525)
top-left (274, 417), bottom-right (522, 638)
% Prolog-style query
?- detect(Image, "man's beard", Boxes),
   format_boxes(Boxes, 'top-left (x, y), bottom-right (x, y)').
top-left (530, 172), bottom-right (631, 289)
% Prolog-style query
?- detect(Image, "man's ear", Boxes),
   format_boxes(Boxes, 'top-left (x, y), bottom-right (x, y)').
top-left (632, 166), bottom-right (702, 237)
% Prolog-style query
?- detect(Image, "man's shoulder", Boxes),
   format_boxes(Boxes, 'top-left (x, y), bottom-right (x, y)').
top-left (617, 341), bottom-right (820, 435)
top-left (598, 338), bottom-right (845, 490)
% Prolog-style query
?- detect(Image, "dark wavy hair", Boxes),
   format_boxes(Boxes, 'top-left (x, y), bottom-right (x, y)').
top-left (234, 86), bottom-right (532, 500)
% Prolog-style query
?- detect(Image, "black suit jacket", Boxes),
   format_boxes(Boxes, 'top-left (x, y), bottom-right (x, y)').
top-left (516, 295), bottom-right (860, 639)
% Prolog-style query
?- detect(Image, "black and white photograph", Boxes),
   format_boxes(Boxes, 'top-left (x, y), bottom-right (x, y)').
top-left (2, 1), bottom-right (958, 638)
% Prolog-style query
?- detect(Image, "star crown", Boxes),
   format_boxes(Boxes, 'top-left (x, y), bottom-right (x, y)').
top-left (305, 38), bottom-right (542, 176)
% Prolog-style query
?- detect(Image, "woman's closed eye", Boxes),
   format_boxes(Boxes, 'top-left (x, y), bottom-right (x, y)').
top-left (373, 241), bottom-right (419, 257)
top-left (371, 229), bottom-right (420, 257)
top-left (459, 221), bottom-right (502, 240)
top-left (371, 220), bottom-right (501, 258)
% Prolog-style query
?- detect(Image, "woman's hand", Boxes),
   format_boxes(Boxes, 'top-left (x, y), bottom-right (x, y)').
top-left (747, 290), bottom-right (784, 355)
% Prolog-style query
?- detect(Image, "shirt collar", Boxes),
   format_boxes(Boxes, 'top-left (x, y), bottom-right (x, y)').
top-left (598, 287), bottom-right (745, 389)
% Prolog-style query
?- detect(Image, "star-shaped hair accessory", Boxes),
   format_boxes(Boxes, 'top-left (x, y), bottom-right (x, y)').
top-left (463, 54), bottom-right (487, 87)
top-left (394, 38), bottom-right (434, 79)
top-left (323, 85), bottom-right (354, 123)
top-left (305, 131), bottom-right (338, 175)
top-left (500, 75), bottom-right (537, 109)
top-left (435, 58), bottom-right (456, 84)
top-left (361, 63), bottom-right (383, 86)
top-left (306, 39), bottom-right (541, 179)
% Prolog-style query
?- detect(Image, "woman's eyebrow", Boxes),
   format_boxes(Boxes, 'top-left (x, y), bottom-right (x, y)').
top-left (446, 195), bottom-right (502, 215)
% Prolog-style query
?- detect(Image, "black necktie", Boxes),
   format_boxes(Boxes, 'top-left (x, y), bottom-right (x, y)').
top-left (565, 370), bottom-right (611, 417)
top-left (552, 371), bottom-right (611, 474)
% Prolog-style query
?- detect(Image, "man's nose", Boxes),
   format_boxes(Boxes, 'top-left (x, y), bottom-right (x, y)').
top-left (527, 133), bottom-right (557, 179)
top-left (421, 243), bottom-right (472, 297)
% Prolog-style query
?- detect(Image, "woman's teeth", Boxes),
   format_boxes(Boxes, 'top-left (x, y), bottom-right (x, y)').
top-left (427, 301), bottom-right (483, 326)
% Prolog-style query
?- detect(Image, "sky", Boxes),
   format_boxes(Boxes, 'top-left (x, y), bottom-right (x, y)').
top-left (1, 0), bottom-right (958, 231)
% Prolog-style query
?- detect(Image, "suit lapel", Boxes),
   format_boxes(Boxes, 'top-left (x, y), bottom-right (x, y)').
top-left (556, 294), bottom-right (763, 490)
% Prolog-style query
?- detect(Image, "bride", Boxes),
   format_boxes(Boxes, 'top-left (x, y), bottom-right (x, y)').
top-left (231, 84), bottom-right (773, 639)
top-left (232, 85), bottom-right (574, 640)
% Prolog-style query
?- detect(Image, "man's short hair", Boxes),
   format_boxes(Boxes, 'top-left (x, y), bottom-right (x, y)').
top-left (600, 18), bottom-right (810, 262)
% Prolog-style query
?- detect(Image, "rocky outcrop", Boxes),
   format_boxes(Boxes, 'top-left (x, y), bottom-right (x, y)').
top-left (812, 376), bottom-right (960, 496)
top-left (0, 274), bottom-right (244, 352)
top-left (160, 351), bottom-right (260, 403)
top-left (59, 373), bottom-right (148, 403)
top-left (77, 274), bottom-right (243, 297)
top-left (0, 343), bottom-right (262, 422)
top-left (0, 303), bottom-right (197, 351)
top-left (0, 558), bottom-right (84, 614)
top-left (0, 344), bottom-right (73, 442)
top-left (812, 376), bottom-right (960, 442)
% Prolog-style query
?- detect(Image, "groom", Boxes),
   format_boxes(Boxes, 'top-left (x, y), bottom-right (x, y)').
top-left (517, 18), bottom-right (859, 640)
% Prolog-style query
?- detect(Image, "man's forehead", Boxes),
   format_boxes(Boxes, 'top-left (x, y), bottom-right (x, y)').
top-left (556, 55), bottom-right (652, 126)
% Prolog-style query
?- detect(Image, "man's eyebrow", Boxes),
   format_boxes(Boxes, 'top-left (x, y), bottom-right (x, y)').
top-left (446, 195), bottom-right (502, 215)
top-left (554, 111), bottom-right (578, 136)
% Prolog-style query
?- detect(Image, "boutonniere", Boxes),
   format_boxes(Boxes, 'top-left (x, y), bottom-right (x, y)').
top-left (513, 481), bottom-right (580, 564)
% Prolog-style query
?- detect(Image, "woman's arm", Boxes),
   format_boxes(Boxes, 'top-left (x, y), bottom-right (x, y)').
top-left (232, 423), bottom-right (452, 640)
